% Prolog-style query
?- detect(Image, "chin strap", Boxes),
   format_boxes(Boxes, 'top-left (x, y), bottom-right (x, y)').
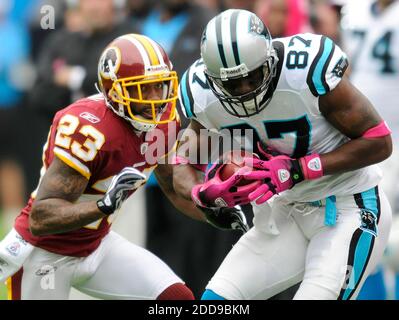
top-left (94, 82), bottom-right (102, 95)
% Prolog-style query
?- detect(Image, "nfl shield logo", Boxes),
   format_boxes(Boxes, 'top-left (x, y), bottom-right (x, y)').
top-left (6, 242), bottom-right (21, 257)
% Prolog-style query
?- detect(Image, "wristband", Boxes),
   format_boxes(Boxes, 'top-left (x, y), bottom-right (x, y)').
top-left (299, 154), bottom-right (323, 180)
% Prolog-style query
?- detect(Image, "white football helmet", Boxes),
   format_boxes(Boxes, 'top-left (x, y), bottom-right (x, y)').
top-left (201, 9), bottom-right (278, 117)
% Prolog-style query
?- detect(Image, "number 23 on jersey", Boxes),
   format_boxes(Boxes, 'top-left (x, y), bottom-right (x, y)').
top-left (55, 114), bottom-right (105, 162)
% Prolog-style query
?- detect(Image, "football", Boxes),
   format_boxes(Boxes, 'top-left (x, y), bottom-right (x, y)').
top-left (218, 150), bottom-right (256, 186)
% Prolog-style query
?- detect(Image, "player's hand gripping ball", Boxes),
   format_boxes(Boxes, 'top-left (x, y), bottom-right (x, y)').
top-left (191, 150), bottom-right (262, 208)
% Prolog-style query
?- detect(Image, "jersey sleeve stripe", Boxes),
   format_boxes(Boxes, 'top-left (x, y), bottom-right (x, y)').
top-left (179, 70), bottom-right (196, 118)
top-left (320, 40), bottom-right (335, 94)
top-left (54, 147), bottom-right (91, 179)
top-left (6, 276), bottom-right (12, 300)
top-left (307, 36), bottom-right (335, 96)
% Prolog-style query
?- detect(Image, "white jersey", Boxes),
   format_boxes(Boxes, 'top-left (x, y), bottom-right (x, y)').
top-left (179, 33), bottom-right (381, 202)
top-left (341, 0), bottom-right (399, 138)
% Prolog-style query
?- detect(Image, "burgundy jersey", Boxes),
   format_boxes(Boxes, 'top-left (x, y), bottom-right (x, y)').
top-left (15, 94), bottom-right (179, 257)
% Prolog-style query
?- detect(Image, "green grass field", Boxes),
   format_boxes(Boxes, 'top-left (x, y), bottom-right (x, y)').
top-left (0, 278), bottom-right (6, 300)
top-left (0, 215), bottom-right (9, 300)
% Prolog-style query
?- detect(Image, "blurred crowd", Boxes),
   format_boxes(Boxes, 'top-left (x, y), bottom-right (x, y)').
top-left (0, 0), bottom-right (398, 299)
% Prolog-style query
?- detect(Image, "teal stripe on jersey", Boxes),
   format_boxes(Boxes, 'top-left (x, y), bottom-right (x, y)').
top-left (179, 71), bottom-right (193, 118)
top-left (312, 37), bottom-right (334, 95)
top-left (201, 289), bottom-right (226, 300)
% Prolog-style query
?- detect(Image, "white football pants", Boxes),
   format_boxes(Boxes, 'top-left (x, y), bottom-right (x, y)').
top-left (205, 186), bottom-right (392, 300)
top-left (7, 231), bottom-right (183, 300)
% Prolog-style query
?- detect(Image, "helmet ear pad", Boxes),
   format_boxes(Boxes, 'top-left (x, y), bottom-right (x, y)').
top-left (107, 83), bottom-right (125, 116)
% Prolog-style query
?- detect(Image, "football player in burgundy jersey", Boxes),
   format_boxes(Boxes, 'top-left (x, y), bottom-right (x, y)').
top-left (0, 34), bottom-right (207, 300)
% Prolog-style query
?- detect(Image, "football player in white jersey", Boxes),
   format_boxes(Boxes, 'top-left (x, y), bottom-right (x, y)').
top-left (341, 0), bottom-right (399, 299)
top-left (173, 9), bottom-right (393, 299)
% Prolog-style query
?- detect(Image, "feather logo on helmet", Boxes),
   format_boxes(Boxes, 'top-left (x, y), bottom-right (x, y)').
top-left (99, 46), bottom-right (121, 81)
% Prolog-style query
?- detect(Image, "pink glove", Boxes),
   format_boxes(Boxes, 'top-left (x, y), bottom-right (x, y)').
top-left (191, 163), bottom-right (262, 208)
top-left (241, 156), bottom-right (301, 204)
top-left (256, 142), bottom-right (323, 180)
top-left (239, 143), bottom-right (323, 204)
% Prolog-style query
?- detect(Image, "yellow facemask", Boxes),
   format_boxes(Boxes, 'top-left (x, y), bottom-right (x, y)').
top-left (109, 71), bottom-right (178, 125)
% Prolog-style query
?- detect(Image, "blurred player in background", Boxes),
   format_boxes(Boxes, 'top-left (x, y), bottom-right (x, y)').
top-left (0, 0), bottom-right (34, 233)
top-left (341, 0), bottom-right (399, 299)
top-left (0, 34), bottom-right (204, 300)
top-left (174, 9), bottom-right (392, 299)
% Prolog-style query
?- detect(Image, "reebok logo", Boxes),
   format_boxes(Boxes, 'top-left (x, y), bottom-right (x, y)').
top-left (80, 112), bottom-right (100, 123)
top-left (220, 64), bottom-right (250, 80)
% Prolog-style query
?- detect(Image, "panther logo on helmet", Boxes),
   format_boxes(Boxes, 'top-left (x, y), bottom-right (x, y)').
top-left (249, 15), bottom-right (271, 40)
top-left (249, 15), bottom-right (265, 36)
